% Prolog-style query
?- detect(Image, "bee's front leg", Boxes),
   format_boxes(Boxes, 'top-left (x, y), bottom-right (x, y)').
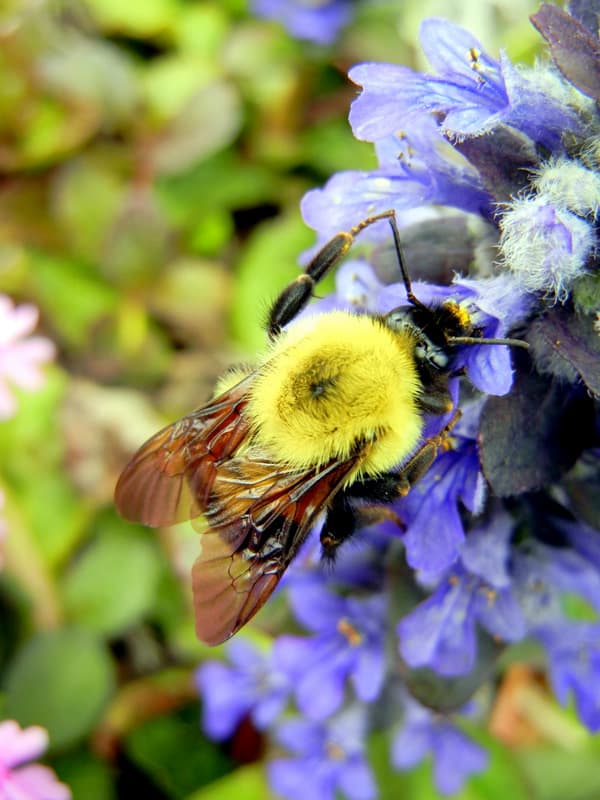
top-left (266, 211), bottom-right (404, 338)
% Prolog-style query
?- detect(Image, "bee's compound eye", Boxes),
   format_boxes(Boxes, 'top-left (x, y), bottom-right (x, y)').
top-left (415, 338), bottom-right (449, 369)
top-left (385, 308), bottom-right (409, 330)
top-left (432, 351), bottom-right (449, 368)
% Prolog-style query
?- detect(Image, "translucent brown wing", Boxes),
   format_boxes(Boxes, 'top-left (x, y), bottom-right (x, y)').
top-left (114, 375), bottom-right (254, 527)
top-left (115, 371), bottom-right (359, 645)
top-left (192, 454), bottom-right (357, 645)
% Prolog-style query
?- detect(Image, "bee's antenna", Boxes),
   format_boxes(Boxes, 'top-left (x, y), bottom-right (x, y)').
top-left (384, 211), bottom-right (530, 352)
top-left (447, 335), bottom-right (530, 349)
top-left (386, 212), bottom-right (430, 313)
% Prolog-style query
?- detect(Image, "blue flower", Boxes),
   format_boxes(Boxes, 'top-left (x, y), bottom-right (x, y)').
top-left (348, 18), bottom-right (588, 148)
top-left (300, 15), bottom-right (598, 311)
top-left (196, 639), bottom-right (290, 740)
top-left (301, 116), bottom-right (493, 241)
top-left (392, 696), bottom-right (488, 795)
top-left (396, 405), bottom-right (486, 576)
top-left (276, 575), bottom-right (386, 719)
top-left (559, 518), bottom-right (600, 572)
top-left (269, 706), bottom-right (377, 800)
top-left (536, 622), bottom-right (600, 732)
top-left (251, 0), bottom-right (354, 45)
top-left (512, 537), bottom-right (600, 628)
top-left (398, 512), bottom-right (527, 675)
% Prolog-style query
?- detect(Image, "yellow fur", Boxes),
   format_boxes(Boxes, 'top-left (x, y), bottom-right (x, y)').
top-left (213, 365), bottom-right (254, 396)
top-left (244, 311), bottom-right (423, 478)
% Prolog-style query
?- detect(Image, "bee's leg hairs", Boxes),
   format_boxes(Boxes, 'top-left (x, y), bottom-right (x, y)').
top-left (266, 211), bottom-right (406, 338)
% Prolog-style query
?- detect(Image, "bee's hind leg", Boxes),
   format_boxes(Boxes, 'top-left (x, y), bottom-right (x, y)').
top-left (394, 408), bottom-right (462, 494)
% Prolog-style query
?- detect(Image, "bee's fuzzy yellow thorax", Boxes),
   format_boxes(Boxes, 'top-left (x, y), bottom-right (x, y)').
top-left (245, 310), bottom-right (424, 476)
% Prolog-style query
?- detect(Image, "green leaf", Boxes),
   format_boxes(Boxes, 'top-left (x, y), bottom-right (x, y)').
top-left (0, 367), bottom-right (66, 474)
top-left (4, 628), bottom-right (115, 751)
top-left (514, 745), bottom-right (600, 800)
top-left (53, 750), bottom-right (116, 800)
top-left (368, 732), bottom-right (438, 800)
top-left (40, 38), bottom-right (139, 128)
top-left (143, 55), bottom-right (217, 121)
top-left (125, 705), bottom-right (233, 799)
top-left (62, 512), bottom-right (162, 636)
top-left (149, 257), bottom-right (231, 342)
top-left (27, 250), bottom-right (117, 349)
top-left (230, 212), bottom-right (318, 351)
top-left (0, 369), bottom-right (89, 567)
top-left (85, 0), bottom-right (180, 36)
top-left (52, 157), bottom-right (125, 263)
top-left (99, 191), bottom-right (172, 286)
top-left (156, 151), bottom-right (281, 225)
top-left (185, 764), bottom-right (269, 800)
top-left (153, 81), bottom-right (242, 175)
top-left (18, 471), bottom-right (90, 567)
top-left (173, 6), bottom-right (229, 55)
top-left (462, 729), bottom-right (530, 800)
top-left (9, 97), bottom-right (97, 170)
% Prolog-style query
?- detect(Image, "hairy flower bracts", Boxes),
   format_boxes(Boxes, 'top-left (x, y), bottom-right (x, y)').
top-left (198, 4), bottom-right (600, 798)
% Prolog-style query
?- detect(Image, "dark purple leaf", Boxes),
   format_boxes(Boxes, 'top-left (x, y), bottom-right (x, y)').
top-left (567, 0), bottom-right (600, 35)
top-left (531, 4), bottom-right (600, 101)
top-left (453, 126), bottom-right (539, 204)
top-left (372, 216), bottom-right (479, 285)
top-left (479, 358), bottom-right (595, 496)
top-left (527, 306), bottom-right (600, 397)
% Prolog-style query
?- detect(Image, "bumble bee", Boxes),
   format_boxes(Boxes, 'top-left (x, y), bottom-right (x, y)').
top-left (115, 210), bottom-right (526, 645)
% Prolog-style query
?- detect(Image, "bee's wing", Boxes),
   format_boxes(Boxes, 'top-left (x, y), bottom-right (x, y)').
top-left (114, 376), bottom-right (254, 527)
top-left (192, 455), bottom-right (356, 645)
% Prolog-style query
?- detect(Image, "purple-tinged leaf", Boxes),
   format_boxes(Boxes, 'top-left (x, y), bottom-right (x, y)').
top-left (530, 4), bottom-right (600, 101)
top-left (453, 125), bottom-right (539, 203)
top-left (527, 306), bottom-right (600, 397)
top-left (479, 360), bottom-right (595, 496)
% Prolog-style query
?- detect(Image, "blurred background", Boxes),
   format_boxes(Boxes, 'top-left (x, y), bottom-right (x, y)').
top-left (0, 1), bottom-right (565, 798)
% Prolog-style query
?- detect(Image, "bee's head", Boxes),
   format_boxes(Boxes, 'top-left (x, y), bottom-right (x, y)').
top-left (383, 305), bottom-right (452, 371)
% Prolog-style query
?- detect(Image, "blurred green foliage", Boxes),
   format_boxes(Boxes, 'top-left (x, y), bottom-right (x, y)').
top-left (0, 1), bottom-right (597, 799)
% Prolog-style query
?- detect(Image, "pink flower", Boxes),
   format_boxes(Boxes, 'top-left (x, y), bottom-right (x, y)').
top-left (0, 296), bottom-right (55, 419)
top-left (0, 720), bottom-right (71, 799)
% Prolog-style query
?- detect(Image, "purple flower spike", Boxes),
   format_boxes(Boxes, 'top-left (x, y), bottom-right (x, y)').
top-left (392, 697), bottom-right (488, 795)
top-left (196, 4), bottom-right (600, 791)
top-left (399, 512), bottom-right (527, 675)
top-left (400, 436), bottom-right (484, 576)
top-left (350, 17), bottom-right (586, 151)
top-left (269, 706), bottom-right (376, 800)
top-left (349, 20), bottom-right (507, 141)
top-left (196, 639), bottom-right (291, 740)
top-left (537, 622), bottom-right (600, 732)
top-left (278, 577), bottom-right (386, 719)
